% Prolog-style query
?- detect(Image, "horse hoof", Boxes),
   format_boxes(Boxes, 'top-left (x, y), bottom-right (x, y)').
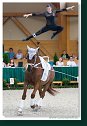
top-left (17, 108), bottom-right (23, 116)
top-left (17, 111), bottom-right (23, 116)
top-left (30, 105), bottom-right (36, 109)
top-left (36, 105), bottom-right (41, 109)
top-left (33, 105), bottom-right (41, 111)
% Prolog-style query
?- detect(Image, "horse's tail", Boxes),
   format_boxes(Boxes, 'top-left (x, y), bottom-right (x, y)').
top-left (47, 86), bottom-right (58, 96)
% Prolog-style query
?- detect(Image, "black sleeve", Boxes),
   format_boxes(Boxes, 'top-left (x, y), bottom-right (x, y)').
top-left (55, 8), bottom-right (67, 14)
top-left (66, 54), bottom-right (70, 59)
top-left (61, 54), bottom-right (63, 57)
top-left (32, 12), bottom-right (45, 16)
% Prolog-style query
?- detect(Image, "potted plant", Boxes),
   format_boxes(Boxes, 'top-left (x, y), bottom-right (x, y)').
top-left (3, 53), bottom-right (10, 65)
top-left (53, 53), bottom-right (59, 65)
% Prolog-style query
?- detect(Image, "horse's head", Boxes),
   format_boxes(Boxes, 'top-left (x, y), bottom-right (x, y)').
top-left (27, 45), bottom-right (39, 64)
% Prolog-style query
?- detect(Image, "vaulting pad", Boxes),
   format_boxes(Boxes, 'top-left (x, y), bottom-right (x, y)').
top-left (39, 56), bottom-right (51, 81)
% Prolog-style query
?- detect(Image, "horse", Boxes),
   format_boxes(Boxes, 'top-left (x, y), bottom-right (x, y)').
top-left (18, 45), bottom-right (57, 114)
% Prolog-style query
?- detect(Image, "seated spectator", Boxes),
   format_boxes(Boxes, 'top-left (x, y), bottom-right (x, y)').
top-left (8, 59), bottom-right (16, 67)
top-left (70, 53), bottom-right (78, 59)
top-left (3, 60), bottom-right (9, 67)
top-left (61, 50), bottom-right (70, 59)
top-left (16, 49), bottom-right (23, 59)
top-left (56, 57), bottom-right (64, 67)
top-left (8, 48), bottom-right (15, 59)
top-left (67, 57), bottom-right (77, 67)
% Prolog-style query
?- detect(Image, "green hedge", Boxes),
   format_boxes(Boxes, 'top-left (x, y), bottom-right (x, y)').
top-left (3, 79), bottom-right (78, 90)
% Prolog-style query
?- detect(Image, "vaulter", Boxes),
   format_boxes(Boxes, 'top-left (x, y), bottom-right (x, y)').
top-left (22, 4), bottom-right (75, 41)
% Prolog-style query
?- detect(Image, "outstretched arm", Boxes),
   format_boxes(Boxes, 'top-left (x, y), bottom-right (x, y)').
top-left (23, 12), bottom-right (45, 18)
top-left (23, 13), bottom-right (32, 18)
top-left (55, 6), bottom-right (75, 13)
top-left (66, 6), bottom-right (75, 10)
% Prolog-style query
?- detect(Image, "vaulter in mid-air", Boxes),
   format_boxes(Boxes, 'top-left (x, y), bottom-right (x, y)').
top-left (22, 4), bottom-right (75, 41)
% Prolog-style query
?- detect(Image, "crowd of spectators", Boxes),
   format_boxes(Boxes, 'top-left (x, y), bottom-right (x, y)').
top-left (3, 48), bottom-right (25, 67)
top-left (8, 48), bottom-right (24, 59)
top-left (3, 48), bottom-right (78, 67)
top-left (55, 50), bottom-right (78, 67)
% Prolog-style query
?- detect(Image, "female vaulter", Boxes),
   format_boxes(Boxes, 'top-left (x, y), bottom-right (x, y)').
top-left (22, 4), bottom-right (75, 41)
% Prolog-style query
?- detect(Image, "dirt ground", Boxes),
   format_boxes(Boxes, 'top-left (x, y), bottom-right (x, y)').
top-left (3, 88), bottom-right (80, 119)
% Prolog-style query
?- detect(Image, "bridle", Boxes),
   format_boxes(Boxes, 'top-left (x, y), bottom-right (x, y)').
top-left (28, 54), bottom-right (42, 69)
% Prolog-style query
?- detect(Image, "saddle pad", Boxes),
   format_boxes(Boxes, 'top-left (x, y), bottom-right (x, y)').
top-left (39, 56), bottom-right (51, 81)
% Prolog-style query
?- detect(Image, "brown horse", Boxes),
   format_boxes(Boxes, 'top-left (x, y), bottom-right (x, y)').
top-left (18, 46), bottom-right (57, 114)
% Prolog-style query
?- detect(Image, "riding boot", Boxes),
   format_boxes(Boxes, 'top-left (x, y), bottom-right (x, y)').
top-left (51, 31), bottom-right (58, 39)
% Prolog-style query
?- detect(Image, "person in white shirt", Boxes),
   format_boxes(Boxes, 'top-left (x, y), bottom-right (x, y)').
top-left (56, 57), bottom-right (64, 66)
top-left (67, 57), bottom-right (77, 67)
top-left (3, 62), bottom-right (6, 67)
top-left (3, 60), bottom-right (9, 67)
top-left (16, 49), bottom-right (23, 59)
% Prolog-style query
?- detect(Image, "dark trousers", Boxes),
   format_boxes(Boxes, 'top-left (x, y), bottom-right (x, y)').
top-left (26, 25), bottom-right (63, 40)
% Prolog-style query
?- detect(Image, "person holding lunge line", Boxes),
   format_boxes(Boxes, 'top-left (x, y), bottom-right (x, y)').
top-left (22, 4), bottom-right (75, 41)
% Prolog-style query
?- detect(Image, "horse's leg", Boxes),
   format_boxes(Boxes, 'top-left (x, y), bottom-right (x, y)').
top-left (36, 85), bottom-right (43, 107)
top-left (40, 81), bottom-right (53, 101)
top-left (36, 82), bottom-right (50, 108)
top-left (18, 82), bottom-right (28, 113)
top-left (30, 83), bottom-right (39, 109)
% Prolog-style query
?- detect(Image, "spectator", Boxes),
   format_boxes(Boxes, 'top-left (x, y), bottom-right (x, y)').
top-left (61, 50), bottom-right (70, 59)
top-left (3, 61), bottom-right (6, 67)
top-left (16, 49), bottom-right (23, 59)
top-left (8, 48), bottom-right (15, 59)
top-left (67, 57), bottom-right (77, 67)
top-left (70, 53), bottom-right (78, 59)
top-left (8, 59), bottom-right (16, 67)
top-left (56, 57), bottom-right (64, 66)
top-left (3, 60), bottom-right (9, 67)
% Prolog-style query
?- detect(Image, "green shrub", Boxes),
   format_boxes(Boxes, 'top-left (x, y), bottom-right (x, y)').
top-left (3, 80), bottom-right (7, 88)
top-left (3, 80), bottom-right (11, 90)
top-left (3, 78), bottom-right (19, 89)
top-left (62, 78), bottom-right (70, 86)
top-left (28, 85), bottom-right (33, 89)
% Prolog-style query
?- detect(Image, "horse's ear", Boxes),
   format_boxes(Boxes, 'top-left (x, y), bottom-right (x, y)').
top-left (27, 45), bottom-right (30, 50)
top-left (36, 47), bottom-right (39, 52)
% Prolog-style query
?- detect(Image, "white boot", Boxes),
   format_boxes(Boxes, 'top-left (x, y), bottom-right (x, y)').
top-left (30, 98), bottom-right (35, 106)
top-left (18, 99), bottom-right (24, 115)
top-left (37, 98), bottom-right (43, 107)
